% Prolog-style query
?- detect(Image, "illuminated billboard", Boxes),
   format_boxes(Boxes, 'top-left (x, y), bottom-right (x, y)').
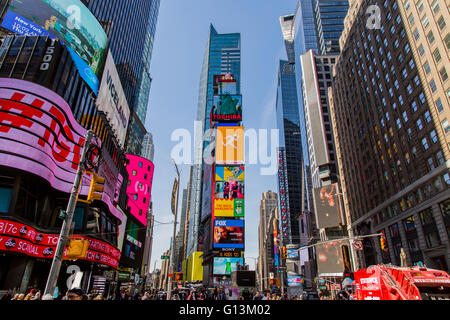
top-left (213, 257), bottom-right (244, 276)
top-left (2, 0), bottom-right (109, 94)
top-left (214, 199), bottom-right (244, 218)
top-left (316, 241), bottom-right (349, 276)
top-left (213, 219), bottom-right (244, 249)
top-left (125, 155), bottom-right (154, 227)
top-left (287, 272), bottom-right (303, 287)
top-left (214, 74), bottom-right (237, 95)
top-left (312, 183), bottom-right (341, 229)
top-left (0, 78), bottom-right (122, 222)
top-left (212, 94), bottom-right (242, 123)
top-left (96, 50), bottom-right (130, 149)
top-left (216, 126), bottom-right (245, 164)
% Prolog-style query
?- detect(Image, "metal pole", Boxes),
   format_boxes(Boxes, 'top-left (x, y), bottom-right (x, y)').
top-left (167, 160), bottom-right (180, 300)
top-left (44, 130), bottom-right (94, 298)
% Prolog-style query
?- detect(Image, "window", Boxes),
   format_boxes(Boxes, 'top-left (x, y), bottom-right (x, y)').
top-left (419, 92), bottom-right (426, 104)
top-left (407, 84), bottom-right (413, 94)
top-left (442, 119), bottom-right (450, 134)
top-left (408, 59), bottom-right (415, 69)
top-left (417, 0), bottom-right (424, 12)
top-left (427, 31), bottom-right (435, 44)
top-left (435, 98), bottom-right (444, 112)
top-left (430, 79), bottom-right (437, 92)
top-left (428, 157), bottom-right (436, 170)
top-left (402, 68), bottom-right (408, 79)
top-left (430, 130), bottom-right (438, 143)
top-left (414, 75), bottom-right (420, 86)
top-left (408, 13), bottom-right (415, 25)
top-left (138, 162), bottom-right (143, 168)
top-left (445, 34), bottom-right (450, 50)
top-left (421, 15), bottom-right (429, 28)
top-left (411, 101), bottom-right (418, 112)
top-left (404, 216), bottom-right (416, 232)
top-left (418, 44), bottom-right (425, 56)
top-left (424, 111), bottom-right (432, 123)
top-left (422, 137), bottom-right (429, 150)
top-left (413, 28), bottom-right (420, 40)
top-left (417, 118), bottom-right (423, 131)
top-left (423, 61), bottom-right (431, 74)
top-left (431, 0), bottom-right (440, 14)
top-left (437, 16), bottom-right (446, 31)
top-left (436, 151), bottom-right (445, 165)
top-left (433, 49), bottom-right (442, 63)
top-left (132, 170), bottom-right (137, 176)
top-left (440, 67), bottom-right (448, 82)
top-left (403, 111), bottom-right (409, 122)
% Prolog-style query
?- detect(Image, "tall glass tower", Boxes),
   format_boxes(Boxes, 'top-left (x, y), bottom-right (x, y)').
top-left (186, 25), bottom-right (241, 284)
top-left (81, 0), bottom-right (161, 155)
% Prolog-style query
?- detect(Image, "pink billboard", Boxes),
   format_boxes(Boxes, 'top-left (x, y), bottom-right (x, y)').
top-left (125, 154), bottom-right (154, 226)
top-left (0, 78), bottom-right (122, 221)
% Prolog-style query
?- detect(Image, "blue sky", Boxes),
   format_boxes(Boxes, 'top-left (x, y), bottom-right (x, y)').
top-left (145, 0), bottom-right (298, 272)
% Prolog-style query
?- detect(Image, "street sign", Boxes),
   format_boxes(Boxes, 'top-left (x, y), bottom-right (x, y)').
top-left (352, 240), bottom-right (363, 251)
top-left (161, 255), bottom-right (170, 260)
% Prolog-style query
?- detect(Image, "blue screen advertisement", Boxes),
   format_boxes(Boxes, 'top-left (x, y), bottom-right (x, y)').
top-left (213, 257), bottom-right (244, 275)
top-left (1, 0), bottom-right (109, 95)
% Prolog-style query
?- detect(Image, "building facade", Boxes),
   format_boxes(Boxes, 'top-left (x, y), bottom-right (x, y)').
top-left (258, 191), bottom-right (278, 291)
top-left (330, 0), bottom-right (450, 271)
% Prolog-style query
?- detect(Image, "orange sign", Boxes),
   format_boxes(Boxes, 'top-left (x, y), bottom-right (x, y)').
top-left (216, 126), bottom-right (244, 164)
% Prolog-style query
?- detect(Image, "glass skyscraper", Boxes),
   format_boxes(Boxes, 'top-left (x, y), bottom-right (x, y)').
top-left (81, 0), bottom-right (161, 155)
top-left (186, 25), bottom-right (241, 282)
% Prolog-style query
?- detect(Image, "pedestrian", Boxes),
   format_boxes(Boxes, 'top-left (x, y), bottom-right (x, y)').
top-left (93, 294), bottom-right (104, 300)
top-left (31, 291), bottom-right (41, 300)
top-left (66, 288), bottom-right (85, 301)
top-left (1, 291), bottom-right (12, 301)
top-left (16, 294), bottom-right (25, 300)
top-left (253, 291), bottom-right (262, 300)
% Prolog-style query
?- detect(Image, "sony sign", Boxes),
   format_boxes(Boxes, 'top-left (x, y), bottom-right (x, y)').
top-left (96, 50), bottom-right (130, 149)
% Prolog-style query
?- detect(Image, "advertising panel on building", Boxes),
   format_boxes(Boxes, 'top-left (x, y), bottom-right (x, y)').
top-left (213, 257), bottom-right (244, 276)
top-left (287, 272), bottom-right (302, 287)
top-left (1, 0), bottom-right (109, 94)
top-left (213, 219), bottom-right (244, 249)
top-left (96, 50), bottom-right (131, 149)
top-left (211, 94), bottom-right (242, 123)
top-left (125, 155), bottom-right (154, 227)
top-left (214, 74), bottom-right (237, 95)
top-left (120, 217), bottom-right (145, 269)
top-left (215, 126), bottom-right (245, 164)
top-left (316, 241), bottom-right (350, 277)
top-left (0, 78), bottom-right (123, 221)
top-left (312, 183), bottom-right (341, 229)
top-left (201, 162), bottom-right (214, 222)
top-left (0, 219), bottom-right (120, 268)
top-left (278, 148), bottom-right (291, 243)
top-left (214, 165), bottom-right (244, 218)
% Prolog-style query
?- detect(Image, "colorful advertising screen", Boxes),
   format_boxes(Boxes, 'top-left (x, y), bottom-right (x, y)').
top-left (214, 199), bottom-right (244, 218)
top-left (316, 241), bottom-right (349, 276)
top-left (313, 183), bottom-right (341, 229)
top-left (0, 219), bottom-right (120, 268)
top-left (215, 166), bottom-right (244, 199)
top-left (125, 155), bottom-right (154, 227)
top-left (0, 78), bottom-right (122, 222)
top-left (287, 272), bottom-right (303, 287)
top-left (212, 94), bottom-right (242, 123)
top-left (213, 257), bottom-right (244, 276)
top-left (287, 248), bottom-right (299, 260)
top-left (1, 0), bottom-right (109, 94)
top-left (214, 74), bottom-right (237, 95)
top-left (216, 126), bottom-right (245, 164)
top-left (213, 219), bottom-right (244, 249)
top-left (96, 50), bottom-right (130, 149)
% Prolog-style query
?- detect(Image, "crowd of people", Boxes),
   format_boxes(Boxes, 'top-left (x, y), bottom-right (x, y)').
top-left (0, 286), bottom-right (348, 301)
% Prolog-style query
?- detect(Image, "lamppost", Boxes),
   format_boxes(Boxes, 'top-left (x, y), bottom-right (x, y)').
top-left (167, 159), bottom-right (180, 300)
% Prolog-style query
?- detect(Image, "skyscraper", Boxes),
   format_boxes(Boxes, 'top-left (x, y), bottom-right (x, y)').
top-left (81, 0), bottom-right (161, 155)
top-left (186, 25), bottom-right (241, 258)
top-left (141, 132), bottom-right (155, 162)
top-left (330, 0), bottom-right (450, 270)
top-left (258, 191), bottom-right (278, 291)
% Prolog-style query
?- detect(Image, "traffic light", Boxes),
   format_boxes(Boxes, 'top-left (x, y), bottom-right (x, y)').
top-left (380, 234), bottom-right (387, 251)
top-left (282, 246), bottom-right (287, 259)
top-left (343, 268), bottom-right (354, 280)
top-left (78, 172), bottom-right (105, 204)
top-left (175, 272), bottom-right (183, 281)
top-left (65, 239), bottom-right (89, 260)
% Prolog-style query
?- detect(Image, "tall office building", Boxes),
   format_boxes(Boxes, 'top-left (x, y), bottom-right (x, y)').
top-left (186, 25), bottom-right (241, 259)
top-left (330, 0), bottom-right (450, 271)
top-left (141, 132), bottom-right (155, 162)
top-left (258, 191), bottom-right (278, 291)
top-left (314, 0), bottom-right (349, 54)
top-left (82, 0), bottom-right (161, 155)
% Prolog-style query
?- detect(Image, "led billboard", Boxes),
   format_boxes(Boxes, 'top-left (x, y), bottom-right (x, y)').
top-left (312, 183), bottom-right (341, 229)
top-left (213, 257), bottom-right (244, 276)
top-left (0, 78), bottom-right (122, 222)
top-left (96, 50), bottom-right (130, 149)
top-left (214, 74), bottom-right (237, 95)
top-left (214, 199), bottom-right (244, 218)
top-left (213, 219), bottom-right (244, 249)
top-left (216, 126), bottom-right (244, 164)
top-left (287, 272), bottom-right (303, 287)
top-left (212, 94), bottom-right (242, 123)
top-left (2, 0), bottom-right (109, 94)
top-left (316, 241), bottom-right (349, 276)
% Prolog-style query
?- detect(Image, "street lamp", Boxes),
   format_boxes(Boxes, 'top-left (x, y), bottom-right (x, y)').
top-left (167, 159), bottom-right (180, 300)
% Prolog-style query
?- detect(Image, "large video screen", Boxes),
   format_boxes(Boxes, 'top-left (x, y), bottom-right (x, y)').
top-left (212, 94), bottom-right (242, 123)
top-left (313, 183), bottom-right (341, 229)
top-left (316, 241), bottom-right (348, 276)
top-left (213, 257), bottom-right (244, 275)
top-left (213, 219), bottom-right (244, 249)
top-left (2, 0), bottom-right (109, 94)
top-left (215, 166), bottom-right (244, 200)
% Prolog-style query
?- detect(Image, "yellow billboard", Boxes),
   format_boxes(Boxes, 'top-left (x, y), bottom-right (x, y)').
top-left (216, 126), bottom-right (244, 164)
top-left (187, 251), bottom-right (203, 282)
